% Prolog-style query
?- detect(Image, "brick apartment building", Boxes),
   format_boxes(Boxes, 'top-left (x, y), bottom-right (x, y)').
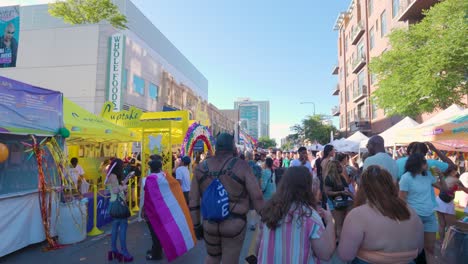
top-left (332, 0), bottom-right (441, 136)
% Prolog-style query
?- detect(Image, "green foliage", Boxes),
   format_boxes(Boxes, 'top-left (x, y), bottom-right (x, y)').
top-left (258, 136), bottom-right (277, 149)
top-left (369, 0), bottom-right (468, 117)
top-left (48, 0), bottom-right (128, 29)
top-left (291, 115), bottom-right (336, 145)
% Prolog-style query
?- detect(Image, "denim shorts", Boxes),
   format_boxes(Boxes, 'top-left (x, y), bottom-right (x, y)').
top-left (419, 213), bottom-right (438, 233)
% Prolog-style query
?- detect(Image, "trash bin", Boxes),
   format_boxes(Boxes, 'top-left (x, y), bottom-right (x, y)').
top-left (57, 198), bottom-right (88, 244)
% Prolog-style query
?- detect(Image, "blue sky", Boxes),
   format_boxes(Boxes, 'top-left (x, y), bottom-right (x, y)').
top-left (129, 0), bottom-right (349, 143)
top-left (11, 0), bottom-right (349, 143)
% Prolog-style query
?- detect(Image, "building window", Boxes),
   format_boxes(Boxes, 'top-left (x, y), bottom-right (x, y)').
top-left (122, 69), bottom-right (128, 90)
top-left (368, 0), bottom-right (373, 16)
top-left (369, 26), bottom-right (375, 50)
top-left (358, 70), bottom-right (367, 99)
top-left (357, 41), bottom-right (365, 59)
top-left (358, 103), bottom-right (366, 119)
top-left (380, 10), bottom-right (387, 37)
top-left (149, 83), bottom-right (159, 100)
top-left (372, 103), bottom-right (378, 119)
top-left (133, 75), bottom-right (145, 95)
top-left (376, 19), bottom-right (379, 32)
top-left (392, 0), bottom-right (399, 18)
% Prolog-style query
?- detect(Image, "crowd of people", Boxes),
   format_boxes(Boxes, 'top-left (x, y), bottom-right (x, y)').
top-left (100, 132), bottom-right (467, 264)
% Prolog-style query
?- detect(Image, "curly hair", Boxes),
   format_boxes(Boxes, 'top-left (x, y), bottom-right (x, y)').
top-left (261, 166), bottom-right (317, 229)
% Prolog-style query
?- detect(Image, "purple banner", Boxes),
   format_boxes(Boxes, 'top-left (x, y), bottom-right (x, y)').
top-left (0, 76), bottom-right (63, 135)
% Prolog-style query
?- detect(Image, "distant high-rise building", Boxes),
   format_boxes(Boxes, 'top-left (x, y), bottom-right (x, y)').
top-left (234, 98), bottom-right (270, 139)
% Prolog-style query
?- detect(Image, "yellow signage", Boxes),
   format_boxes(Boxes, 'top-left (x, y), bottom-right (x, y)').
top-left (101, 101), bottom-right (143, 127)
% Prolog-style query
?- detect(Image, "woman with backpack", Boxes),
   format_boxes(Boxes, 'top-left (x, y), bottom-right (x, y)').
top-left (261, 157), bottom-right (276, 200)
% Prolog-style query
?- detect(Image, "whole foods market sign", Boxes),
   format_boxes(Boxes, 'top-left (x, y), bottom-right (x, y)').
top-left (107, 33), bottom-right (125, 111)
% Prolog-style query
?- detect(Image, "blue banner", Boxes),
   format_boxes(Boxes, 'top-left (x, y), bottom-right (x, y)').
top-left (0, 76), bottom-right (63, 135)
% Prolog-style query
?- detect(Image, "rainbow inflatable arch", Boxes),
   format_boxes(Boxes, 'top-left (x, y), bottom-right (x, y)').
top-left (181, 123), bottom-right (215, 157)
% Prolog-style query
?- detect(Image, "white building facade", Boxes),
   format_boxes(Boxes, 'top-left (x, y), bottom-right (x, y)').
top-left (0, 0), bottom-right (208, 115)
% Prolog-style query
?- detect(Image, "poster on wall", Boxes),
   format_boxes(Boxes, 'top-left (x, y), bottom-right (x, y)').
top-left (0, 5), bottom-right (20, 68)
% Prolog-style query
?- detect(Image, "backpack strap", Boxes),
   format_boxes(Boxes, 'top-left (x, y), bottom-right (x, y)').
top-left (225, 158), bottom-right (244, 186)
top-left (198, 158), bottom-right (232, 185)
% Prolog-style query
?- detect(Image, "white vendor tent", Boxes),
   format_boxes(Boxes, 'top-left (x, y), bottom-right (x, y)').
top-left (331, 138), bottom-right (360, 153)
top-left (379, 117), bottom-right (419, 147)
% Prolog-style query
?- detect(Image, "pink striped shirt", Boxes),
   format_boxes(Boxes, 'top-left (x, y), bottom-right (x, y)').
top-left (258, 205), bottom-right (324, 264)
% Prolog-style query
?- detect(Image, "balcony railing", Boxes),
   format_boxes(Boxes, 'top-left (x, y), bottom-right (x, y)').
top-left (349, 114), bottom-right (371, 132)
top-left (353, 85), bottom-right (368, 102)
top-left (332, 84), bottom-right (340, 96)
top-left (351, 21), bottom-right (365, 45)
top-left (332, 106), bottom-right (340, 116)
top-left (332, 64), bottom-right (339, 75)
top-left (398, 0), bottom-right (439, 23)
top-left (352, 53), bottom-right (366, 74)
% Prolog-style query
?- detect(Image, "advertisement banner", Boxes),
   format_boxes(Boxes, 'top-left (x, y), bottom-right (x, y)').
top-left (0, 76), bottom-right (63, 135)
top-left (0, 5), bottom-right (19, 68)
top-left (107, 33), bottom-right (125, 111)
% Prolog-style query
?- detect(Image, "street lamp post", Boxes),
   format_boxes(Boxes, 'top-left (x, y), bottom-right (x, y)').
top-left (300, 101), bottom-right (316, 116)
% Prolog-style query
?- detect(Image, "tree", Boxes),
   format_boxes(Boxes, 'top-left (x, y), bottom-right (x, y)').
top-left (49, 0), bottom-right (128, 29)
top-left (369, 0), bottom-right (467, 117)
top-left (291, 115), bottom-right (336, 145)
top-left (258, 136), bottom-right (277, 149)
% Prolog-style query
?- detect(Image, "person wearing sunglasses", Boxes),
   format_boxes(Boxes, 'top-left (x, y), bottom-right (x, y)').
top-left (0, 23), bottom-right (18, 67)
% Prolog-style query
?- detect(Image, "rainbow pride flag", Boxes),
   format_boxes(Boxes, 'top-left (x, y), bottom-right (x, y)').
top-left (144, 172), bottom-right (196, 261)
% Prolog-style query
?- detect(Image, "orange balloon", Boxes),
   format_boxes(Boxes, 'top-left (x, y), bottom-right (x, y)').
top-left (0, 143), bottom-right (9, 163)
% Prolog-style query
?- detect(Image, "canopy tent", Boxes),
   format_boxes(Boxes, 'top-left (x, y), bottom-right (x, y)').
top-left (64, 98), bottom-right (138, 143)
top-left (396, 109), bottom-right (468, 151)
top-left (379, 117), bottom-right (419, 147)
top-left (347, 131), bottom-right (368, 144)
top-left (307, 143), bottom-right (324, 152)
top-left (331, 138), bottom-right (360, 153)
top-left (0, 76), bottom-right (63, 257)
top-left (359, 117), bottom-right (420, 150)
top-left (421, 104), bottom-right (464, 125)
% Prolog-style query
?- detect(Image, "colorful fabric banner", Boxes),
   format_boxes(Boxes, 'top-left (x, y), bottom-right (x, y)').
top-left (0, 5), bottom-right (20, 68)
top-left (0, 76), bottom-right (62, 135)
top-left (144, 172), bottom-right (196, 262)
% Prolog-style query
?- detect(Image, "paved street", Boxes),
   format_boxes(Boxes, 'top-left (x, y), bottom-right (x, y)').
top-left (0, 217), bottom-right (257, 264)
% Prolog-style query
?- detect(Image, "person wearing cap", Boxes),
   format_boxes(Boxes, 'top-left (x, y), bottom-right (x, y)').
top-left (176, 156), bottom-right (192, 204)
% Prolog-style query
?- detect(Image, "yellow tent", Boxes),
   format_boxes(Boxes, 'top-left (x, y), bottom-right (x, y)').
top-left (64, 98), bottom-right (138, 143)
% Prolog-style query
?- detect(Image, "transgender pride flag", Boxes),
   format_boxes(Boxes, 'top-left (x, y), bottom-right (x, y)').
top-left (144, 172), bottom-right (196, 261)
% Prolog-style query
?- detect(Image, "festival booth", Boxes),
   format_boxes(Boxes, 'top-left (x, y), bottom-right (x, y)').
top-left (101, 105), bottom-right (213, 260)
top-left (0, 76), bottom-right (64, 257)
top-left (396, 109), bottom-right (468, 152)
top-left (63, 98), bottom-right (139, 234)
top-left (347, 131), bottom-right (368, 153)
